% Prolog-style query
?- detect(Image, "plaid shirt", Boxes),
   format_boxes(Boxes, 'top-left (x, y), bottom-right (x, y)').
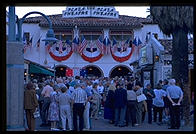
top-left (72, 87), bottom-right (87, 103)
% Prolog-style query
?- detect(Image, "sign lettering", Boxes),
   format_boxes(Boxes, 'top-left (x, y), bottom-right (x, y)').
top-left (62, 6), bottom-right (119, 19)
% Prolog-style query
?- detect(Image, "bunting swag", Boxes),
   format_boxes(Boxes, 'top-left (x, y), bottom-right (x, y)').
top-left (110, 45), bottom-right (134, 62)
top-left (80, 41), bottom-right (103, 63)
top-left (81, 52), bottom-right (103, 63)
top-left (47, 42), bottom-right (73, 62)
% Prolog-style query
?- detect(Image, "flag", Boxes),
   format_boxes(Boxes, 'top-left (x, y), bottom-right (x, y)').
top-left (120, 41), bottom-right (124, 53)
top-left (132, 37), bottom-right (138, 47)
top-left (112, 37), bottom-right (118, 53)
top-left (137, 37), bottom-right (143, 56)
top-left (23, 33), bottom-right (28, 53)
top-left (36, 38), bottom-right (41, 48)
top-left (103, 37), bottom-right (111, 54)
top-left (95, 36), bottom-right (103, 54)
top-left (72, 36), bottom-right (79, 52)
top-left (123, 38), bottom-right (130, 51)
top-left (66, 68), bottom-right (73, 77)
top-left (90, 41), bottom-right (93, 52)
top-left (59, 40), bottom-right (63, 54)
top-left (29, 36), bottom-right (33, 48)
top-left (78, 35), bottom-right (88, 54)
top-left (138, 37), bottom-right (142, 48)
top-left (65, 39), bottom-right (72, 52)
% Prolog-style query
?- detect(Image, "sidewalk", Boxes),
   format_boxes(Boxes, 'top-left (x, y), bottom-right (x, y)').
top-left (34, 114), bottom-right (194, 131)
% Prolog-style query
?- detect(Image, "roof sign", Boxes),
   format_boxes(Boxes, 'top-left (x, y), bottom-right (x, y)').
top-left (62, 6), bottom-right (119, 19)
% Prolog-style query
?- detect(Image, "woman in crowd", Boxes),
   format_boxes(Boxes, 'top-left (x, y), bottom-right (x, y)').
top-left (126, 80), bottom-right (137, 127)
top-left (24, 82), bottom-right (39, 131)
top-left (134, 82), bottom-right (143, 126)
top-left (153, 84), bottom-right (167, 125)
top-left (48, 84), bottom-right (60, 131)
top-left (90, 83), bottom-right (102, 120)
top-left (104, 83), bottom-right (116, 124)
top-left (58, 86), bottom-right (72, 131)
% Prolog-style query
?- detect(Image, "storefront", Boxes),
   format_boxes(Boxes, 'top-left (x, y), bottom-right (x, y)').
top-left (24, 59), bottom-right (55, 83)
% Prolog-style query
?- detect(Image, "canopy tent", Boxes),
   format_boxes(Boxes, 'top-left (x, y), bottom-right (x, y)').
top-left (29, 63), bottom-right (54, 76)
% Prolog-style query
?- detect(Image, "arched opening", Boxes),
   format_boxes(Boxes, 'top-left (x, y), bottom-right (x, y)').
top-left (55, 65), bottom-right (68, 77)
top-left (84, 65), bottom-right (103, 77)
top-left (109, 65), bottom-right (132, 78)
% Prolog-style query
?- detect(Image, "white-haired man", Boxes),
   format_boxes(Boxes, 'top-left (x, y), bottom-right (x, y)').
top-left (166, 79), bottom-right (183, 129)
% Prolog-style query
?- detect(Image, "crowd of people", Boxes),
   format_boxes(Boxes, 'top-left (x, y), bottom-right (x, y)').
top-left (24, 75), bottom-right (184, 131)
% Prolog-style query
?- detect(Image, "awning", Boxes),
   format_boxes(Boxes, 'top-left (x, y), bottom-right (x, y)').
top-left (29, 64), bottom-right (54, 76)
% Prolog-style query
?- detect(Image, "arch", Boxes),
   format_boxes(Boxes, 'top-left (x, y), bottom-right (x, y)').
top-left (83, 65), bottom-right (104, 77)
top-left (109, 65), bottom-right (133, 78)
top-left (54, 65), bottom-right (70, 77)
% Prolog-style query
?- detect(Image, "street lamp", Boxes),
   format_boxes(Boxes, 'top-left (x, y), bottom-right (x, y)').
top-left (16, 10), bottom-right (58, 44)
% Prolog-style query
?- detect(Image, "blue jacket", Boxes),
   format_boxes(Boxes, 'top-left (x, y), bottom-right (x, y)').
top-left (114, 88), bottom-right (127, 108)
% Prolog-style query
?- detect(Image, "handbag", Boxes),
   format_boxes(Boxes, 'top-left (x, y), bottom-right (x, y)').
top-left (137, 94), bottom-right (147, 102)
top-left (33, 108), bottom-right (40, 118)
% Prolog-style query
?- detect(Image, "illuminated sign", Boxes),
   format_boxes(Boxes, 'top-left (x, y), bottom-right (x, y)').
top-left (139, 45), bottom-right (153, 66)
top-left (62, 6), bottom-right (119, 19)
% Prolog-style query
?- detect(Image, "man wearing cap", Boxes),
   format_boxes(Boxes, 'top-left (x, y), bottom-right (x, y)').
top-left (71, 83), bottom-right (87, 131)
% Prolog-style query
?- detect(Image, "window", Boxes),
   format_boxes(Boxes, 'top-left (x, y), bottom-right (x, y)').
top-left (55, 30), bottom-right (73, 41)
top-left (109, 30), bottom-right (133, 41)
top-left (79, 30), bottom-right (103, 41)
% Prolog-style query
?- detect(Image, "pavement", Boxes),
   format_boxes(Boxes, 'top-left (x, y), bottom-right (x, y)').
top-left (33, 111), bottom-right (194, 131)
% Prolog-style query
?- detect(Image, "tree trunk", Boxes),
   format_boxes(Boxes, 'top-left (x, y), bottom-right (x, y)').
top-left (172, 27), bottom-right (191, 126)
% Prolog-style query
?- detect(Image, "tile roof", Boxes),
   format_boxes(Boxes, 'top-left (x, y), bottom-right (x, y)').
top-left (23, 14), bottom-right (154, 28)
top-left (159, 39), bottom-right (194, 54)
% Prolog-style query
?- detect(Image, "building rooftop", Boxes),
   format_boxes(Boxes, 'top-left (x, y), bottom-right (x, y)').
top-left (23, 14), bottom-right (154, 29)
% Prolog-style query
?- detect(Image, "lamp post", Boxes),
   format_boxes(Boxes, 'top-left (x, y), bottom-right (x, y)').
top-left (7, 6), bottom-right (57, 130)
top-left (17, 11), bottom-right (58, 43)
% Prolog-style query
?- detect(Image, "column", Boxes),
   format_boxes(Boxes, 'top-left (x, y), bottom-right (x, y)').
top-left (6, 42), bottom-right (24, 130)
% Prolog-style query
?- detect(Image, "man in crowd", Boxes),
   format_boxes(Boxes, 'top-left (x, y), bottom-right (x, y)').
top-left (71, 83), bottom-right (87, 131)
top-left (114, 82), bottom-right (127, 127)
top-left (40, 80), bottom-right (54, 126)
top-left (167, 79), bottom-right (183, 129)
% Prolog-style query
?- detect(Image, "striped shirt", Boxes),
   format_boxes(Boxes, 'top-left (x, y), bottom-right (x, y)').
top-left (72, 87), bottom-right (87, 103)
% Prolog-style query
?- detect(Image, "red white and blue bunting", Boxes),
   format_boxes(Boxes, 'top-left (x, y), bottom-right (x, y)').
top-left (110, 46), bottom-right (134, 62)
top-left (47, 41), bottom-right (73, 62)
top-left (80, 41), bottom-right (103, 63)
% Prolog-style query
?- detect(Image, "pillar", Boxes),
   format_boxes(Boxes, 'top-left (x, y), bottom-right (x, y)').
top-left (6, 42), bottom-right (24, 130)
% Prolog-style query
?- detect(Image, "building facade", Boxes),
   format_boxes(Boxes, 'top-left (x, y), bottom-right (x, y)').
top-left (21, 6), bottom-right (194, 86)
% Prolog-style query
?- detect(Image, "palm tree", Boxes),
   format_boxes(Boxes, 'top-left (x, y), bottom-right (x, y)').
top-left (150, 6), bottom-right (193, 126)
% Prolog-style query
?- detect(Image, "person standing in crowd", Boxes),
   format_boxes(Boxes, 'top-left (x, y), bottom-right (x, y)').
top-left (40, 81), bottom-right (54, 127)
top-left (134, 82), bottom-right (143, 126)
top-left (104, 83), bottom-right (116, 124)
top-left (126, 80), bottom-right (137, 127)
top-left (90, 83), bottom-right (102, 120)
top-left (58, 86), bottom-right (72, 131)
top-left (24, 82), bottom-right (39, 131)
top-left (153, 84), bottom-right (167, 125)
top-left (114, 82), bottom-right (127, 127)
top-left (162, 79), bottom-right (170, 123)
top-left (48, 84), bottom-right (60, 131)
top-left (143, 84), bottom-right (155, 124)
top-left (167, 79), bottom-right (183, 129)
top-left (71, 83), bottom-right (87, 131)
top-left (36, 83), bottom-right (44, 123)
top-left (82, 83), bottom-right (91, 131)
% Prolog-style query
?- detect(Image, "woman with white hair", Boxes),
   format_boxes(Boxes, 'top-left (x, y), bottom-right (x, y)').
top-left (166, 79), bottom-right (183, 129)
